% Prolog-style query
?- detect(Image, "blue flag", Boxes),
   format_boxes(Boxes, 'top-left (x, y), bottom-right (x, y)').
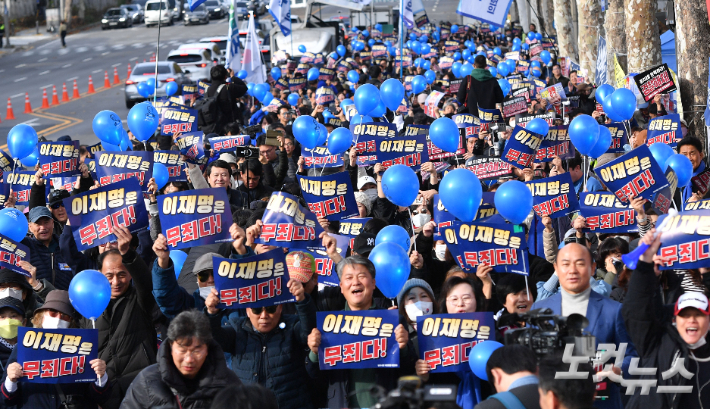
top-left (268, 0), bottom-right (291, 36)
top-left (189, 0), bottom-right (206, 12)
top-left (17, 328), bottom-right (99, 384)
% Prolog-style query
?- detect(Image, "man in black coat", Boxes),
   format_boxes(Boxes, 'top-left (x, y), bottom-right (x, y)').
top-left (475, 345), bottom-right (540, 409)
top-left (203, 65), bottom-right (248, 135)
top-left (457, 55), bottom-right (504, 117)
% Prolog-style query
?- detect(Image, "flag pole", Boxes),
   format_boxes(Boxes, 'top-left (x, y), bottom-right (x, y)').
top-left (399, 0), bottom-right (403, 80)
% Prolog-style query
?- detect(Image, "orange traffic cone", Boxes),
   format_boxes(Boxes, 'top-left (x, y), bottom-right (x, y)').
top-left (150, 52), bottom-right (156, 62)
top-left (23, 93), bottom-right (32, 113)
top-left (51, 85), bottom-right (60, 105)
top-left (61, 82), bottom-right (70, 102)
top-left (113, 67), bottom-right (120, 85)
top-left (72, 79), bottom-right (81, 98)
top-left (143, 59), bottom-right (146, 63)
top-left (127, 63), bottom-right (132, 78)
top-left (41, 89), bottom-right (50, 109)
top-left (88, 76), bottom-right (96, 94)
top-left (6, 98), bottom-right (16, 120)
top-left (104, 71), bottom-right (111, 88)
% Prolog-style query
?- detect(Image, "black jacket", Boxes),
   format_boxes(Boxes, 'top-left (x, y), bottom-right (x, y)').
top-left (80, 249), bottom-right (157, 409)
top-left (456, 75), bottom-right (504, 117)
top-left (120, 339), bottom-right (239, 409)
top-left (261, 148), bottom-right (290, 189)
top-left (21, 234), bottom-right (72, 291)
top-left (205, 76), bottom-right (248, 134)
top-left (474, 383), bottom-right (541, 409)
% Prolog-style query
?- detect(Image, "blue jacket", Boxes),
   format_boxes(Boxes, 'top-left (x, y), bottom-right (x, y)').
top-left (532, 290), bottom-right (638, 409)
top-left (21, 234), bottom-right (72, 291)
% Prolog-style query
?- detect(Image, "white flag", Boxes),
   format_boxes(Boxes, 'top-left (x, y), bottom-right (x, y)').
top-left (243, 13), bottom-right (266, 84)
top-left (226, 0), bottom-right (241, 72)
top-left (402, 0), bottom-right (414, 30)
top-left (457, 0), bottom-right (512, 27)
top-left (268, 0), bottom-right (291, 36)
top-left (411, 0), bottom-right (424, 15)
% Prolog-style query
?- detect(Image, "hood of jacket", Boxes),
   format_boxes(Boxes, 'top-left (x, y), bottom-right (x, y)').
top-left (471, 68), bottom-right (494, 82)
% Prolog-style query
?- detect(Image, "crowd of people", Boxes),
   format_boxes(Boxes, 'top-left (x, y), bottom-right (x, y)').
top-left (0, 15), bottom-right (707, 409)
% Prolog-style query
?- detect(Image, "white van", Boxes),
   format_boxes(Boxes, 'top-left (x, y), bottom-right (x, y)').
top-left (144, 0), bottom-right (175, 26)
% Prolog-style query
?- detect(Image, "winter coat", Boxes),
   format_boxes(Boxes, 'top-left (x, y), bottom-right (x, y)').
top-left (79, 249), bottom-right (157, 409)
top-left (204, 76), bottom-right (248, 135)
top-left (261, 148), bottom-right (290, 189)
top-left (456, 74), bottom-right (504, 117)
top-left (120, 339), bottom-right (240, 409)
top-left (21, 234), bottom-right (72, 291)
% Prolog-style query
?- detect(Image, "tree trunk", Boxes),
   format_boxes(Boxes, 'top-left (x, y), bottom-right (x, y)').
top-left (675, 0), bottom-right (710, 142)
top-left (510, 0), bottom-right (519, 25)
top-left (517, 0), bottom-right (531, 34)
top-left (576, 0), bottom-right (601, 80)
top-left (553, 0), bottom-right (577, 60)
top-left (528, 0), bottom-right (541, 32)
top-left (570, 0), bottom-right (578, 50)
top-left (625, 0), bottom-right (662, 73)
top-left (604, 0), bottom-right (627, 83)
top-left (541, 0), bottom-right (555, 36)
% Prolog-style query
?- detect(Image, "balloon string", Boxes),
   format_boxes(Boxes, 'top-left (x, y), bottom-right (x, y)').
top-left (408, 208), bottom-right (417, 252)
top-left (525, 275), bottom-right (530, 302)
top-left (91, 318), bottom-right (102, 386)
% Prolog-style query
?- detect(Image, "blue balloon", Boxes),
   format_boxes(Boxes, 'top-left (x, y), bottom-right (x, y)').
top-left (298, 45), bottom-right (306, 53)
top-left (419, 35), bottom-right (428, 42)
top-left (649, 143), bottom-right (675, 171)
top-left (381, 164), bottom-right (419, 207)
top-left (327, 127), bottom-right (352, 155)
top-left (119, 129), bottom-right (131, 151)
top-left (409, 33), bottom-right (417, 41)
top-left (528, 32), bottom-right (536, 40)
top-left (165, 81), bottom-right (178, 97)
top-left (498, 79), bottom-right (511, 96)
top-left (0, 208), bottom-right (28, 242)
top-left (521, 43), bottom-right (529, 51)
top-left (341, 98), bottom-right (354, 109)
top-left (345, 70), bottom-right (358, 84)
top-left (424, 69), bottom-right (436, 84)
top-left (146, 77), bottom-right (156, 89)
top-left (493, 47), bottom-right (501, 56)
top-left (451, 24), bottom-right (459, 33)
top-left (369, 242), bottom-right (410, 299)
top-left (452, 62), bottom-right (462, 79)
top-left (20, 147), bottom-right (39, 168)
top-left (422, 60), bottom-right (431, 70)
top-left (262, 92), bottom-right (274, 107)
top-left (602, 95), bottom-right (625, 122)
top-left (102, 141), bottom-right (121, 152)
top-left (237, 69), bottom-right (248, 79)
top-left (539, 50), bottom-right (551, 64)
top-left (461, 63), bottom-right (473, 77)
top-left (354, 84), bottom-right (380, 116)
top-left (526, 118), bottom-right (550, 136)
top-left (153, 162), bottom-right (169, 190)
top-left (494, 180), bottom-right (533, 224)
top-left (380, 78), bottom-right (405, 111)
top-left (462, 49), bottom-right (471, 60)
top-left (667, 154), bottom-right (694, 186)
top-left (609, 88), bottom-right (637, 121)
top-left (467, 55), bottom-right (476, 64)
top-left (488, 67), bottom-right (498, 77)
top-left (440, 169), bottom-right (483, 222)
top-left (569, 114), bottom-right (601, 156)
top-left (469, 341), bottom-right (504, 380)
top-left (368, 39), bottom-right (375, 47)
top-left (536, 32), bottom-right (542, 41)
top-left (92, 110), bottom-right (123, 146)
top-left (453, 51), bottom-right (461, 61)
top-left (375, 24), bottom-right (382, 31)
top-left (7, 124), bottom-right (38, 160)
top-left (352, 27), bottom-right (358, 32)
top-left (136, 81), bottom-right (152, 98)
top-left (170, 250), bottom-right (188, 278)
top-left (497, 63), bottom-right (510, 77)
top-left (69, 270), bottom-right (111, 320)
top-left (411, 41), bottom-right (421, 55)
top-left (412, 75), bottom-right (427, 94)
top-left (350, 114), bottom-right (373, 125)
top-left (513, 37), bottom-right (521, 45)
top-left (252, 83), bottom-right (268, 102)
top-left (595, 84), bottom-right (614, 103)
top-left (316, 123), bottom-right (328, 147)
top-left (429, 117), bottom-right (460, 153)
top-left (127, 102), bottom-right (159, 142)
top-left (512, 44), bottom-right (521, 52)
top-left (292, 115), bottom-right (321, 149)
top-left (414, 58), bottom-right (423, 68)
top-left (287, 93), bottom-right (300, 106)
top-left (385, 40), bottom-right (392, 47)
top-left (530, 61), bottom-right (541, 68)
top-left (270, 67), bottom-right (281, 81)
top-left (307, 67), bottom-right (320, 82)
top-left (588, 125), bottom-right (612, 158)
top-left (362, 30), bottom-right (369, 38)
top-left (246, 82), bottom-right (254, 96)
top-left (337, 44), bottom-right (347, 57)
top-left (376, 225), bottom-right (411, 251)
top-left (369, 98), bottom-right (387, 118)
top-left (531, 68), bottom-right (542, 78)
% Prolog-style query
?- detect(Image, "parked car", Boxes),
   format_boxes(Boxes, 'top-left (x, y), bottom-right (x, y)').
top-left (101, 8), bottom-right (133, 29)
top-left (121, 4), bottom-right (144, 23)
top-left (144, 0), bottom-right (175, 26)
top-left (177, 42), bottom-right (223, 64)
top-left (124, 62), bottom-right (192, 108)
top-left (166, 49), bottom-right (215, 82)
top-left (203, 0), bottom-right (227, 19)
top-left (183, 4), bottom-right (209, 25)
top-left (199, 36), bottom-right (228, 58)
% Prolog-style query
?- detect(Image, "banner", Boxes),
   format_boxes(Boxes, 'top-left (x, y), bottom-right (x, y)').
top-left (298, 172), bottom-right (359, 221)
top-left (456, 0), bottom-right (513, 27)
top-left (515, 112), bottom-right (555, 128)
top-left (646, 114), bottom-right (682, 147)
top-left (96, 151), bottom-right (153, 189)
top-left (256, 192), bottom-right (324, 249)
top-left (303, 146), bottom-right (345, 169)
top-left (353, 134), bottom-right (429, 171)
top-left (319, 67), bottom-right (336, 81)
top-left (307, 233), bottom-right (350, 287)
top-left (213, 249), bottom-right (294, 309)
top-left (656, 210), bottom-right (710, 270)
top-left (0, 150), bottom-right (14, 181)
top-left (65, 179), bottom-right (149, 251)
top-left (466, 156), bottom-right (514, 180)
top-left (444, 41), bottom-right (459, 52)
top-left (7, 171), bottom-right (48, 206)
top-left (595, 36), bottom-right (608, 86)
top-left (478, 108), bottom-right (503, 123)
top-left (417, 312), bottom-right (495, 373)
top-left (351, 122), bottom-right (403, 143)
top-left (317, 310), bottom-right (400, 370)
top-left (527, 173), bottom-right (580, 219)
top-left (209, 135), bottom-right (252, 154)
top-left (0, 234), bottom-right (31, 277)
top-left (182, 84), bottom-right (198, 102)
top-left (160, 108), bottom-right (198, 136)
top-left (593, 145), bottom-right (669, 204)
top-left (157, 187), bottom-right (234, 250)
top-left (685, 199), bottom-right (710, 211)
top-left (415, 13), bottom-right (429, 28)
top-left (580, 192), bottom-right (638, 233)
top-left (502, 96), bottom-right (528, 118)
top-left (38, 141), bottom-right (79, 178)
top-left (153, 150), bottom-right (187, 183)
top-left (17, 327), bottom-right (99, 384)
top-left (614, 54), bottom-right (626, 89)
top-left (633, 63), bottom-right (677, 102)
top-left (502, 125), bottom-right (545, 169)
top-left (175, 132), bottom-right (207, 165)
top-left (603, 123), bottom-right (629, 153)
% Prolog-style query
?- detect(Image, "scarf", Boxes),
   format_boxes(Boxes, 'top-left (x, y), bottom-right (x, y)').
top-left (456, 365), bottom-right (482, 409)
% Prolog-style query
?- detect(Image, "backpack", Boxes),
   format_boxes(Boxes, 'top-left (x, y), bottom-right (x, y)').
top-left (196, 83), bottom-right (227, 134)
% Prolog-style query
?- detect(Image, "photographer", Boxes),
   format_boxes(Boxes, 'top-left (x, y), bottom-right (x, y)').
top-left (475, 345), bottom-right (539, 409)
top-left (538, 353), bottom-right (597, 409)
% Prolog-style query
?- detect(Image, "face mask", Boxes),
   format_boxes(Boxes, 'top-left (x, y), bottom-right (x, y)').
top-left (0, 319), bottom-right (21, 339)
top-left (682, 127), bottom-right (688, 138)
top-left (0, 288), bottom-right (23, 301)
top-left (411, 213), bottom-right (431, 229)
top-left (43, 314), bottom-right (70, 330)
top-left (435, 244), bottom-right (448, 261)
top-left (199, 286), bottom-right (215, 300)
top-left (405, 301), bottom-right (434, 322)
top-left (364, 188), bottom-right (378, 202)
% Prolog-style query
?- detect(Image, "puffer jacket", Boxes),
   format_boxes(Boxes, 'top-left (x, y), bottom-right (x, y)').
top-left (21, 234), bottom-right (72, 291)
top-left (208, 294), bottom-right (317, 409)
top-left (119, 339), bottom-right (240, 409)
top-left (80, 249), bottom-right (157, 409)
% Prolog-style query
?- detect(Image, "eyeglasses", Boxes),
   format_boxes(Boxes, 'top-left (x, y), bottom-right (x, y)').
top-left (259, 150), bottom-right (273, 156)
top-left (196, 271), bottom-right (212, 283)
top-left (251, 306), bottom-right (278, 315)
top-left (446, 295), bottom-right (474, 305)
top-left (50, 202), bottom-right (65, 209)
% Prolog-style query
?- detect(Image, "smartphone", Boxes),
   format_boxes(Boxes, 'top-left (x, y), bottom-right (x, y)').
top-left (265, 130), bottom-right (283, 147)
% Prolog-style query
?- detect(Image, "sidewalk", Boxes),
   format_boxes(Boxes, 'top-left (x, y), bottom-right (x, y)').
top-left (0, 27), bottom-right (57, 57)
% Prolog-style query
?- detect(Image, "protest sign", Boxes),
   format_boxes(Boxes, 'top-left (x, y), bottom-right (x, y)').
top-left (303, 146), bottom-right (345, 169)
top-left (685, 199), bottom-right (710, 211)
top-left (634, 63), bottom-right (677, 102)
top-left (580, 192), bottom-right (638, 233)
top-left (353, 133), bottom-right (429, 171)
top-left (86, 143), bottom-right (102, 158)
top-left (153, 150), bottom-right (187, 183)
top-left (338, 217), bottom-right (372, 250)
top-left (0, 150), bottom-right (14, 180)
top-left (17, 327), bottom-right (99, 384)
top-left (84, 158), bottom-right (97, 180)
top-left (298, 172), bottom-right (359, 220)
top-left (256, 192), bottom-right (324, 249)
top-left (209, 135), bottom-right (252, 154)
top-left (38, 141), bottom-right (79, 178)
top-left (317, 310), bottom-right (400, 370)
top-left (527, 173), bottom-right (580, 219)
top-left (516, 60), bottom-right (530, 73)
top-left (656, 210), bottom-right (710, 270)
top-left (307, 234), bottom-right (350, 287)
top-left (539, 83), bottom-right (566, 104)
top-left (96, 151), bottom-right (153, 189)
top-left (448, 79), bottom-right (463, 94)
top-left (351, 122), bottom-right (397, 141)
top-left (416, 13), bottom-right (429, 28)
top-left (534, 126), bottom-right (574, 163)
top-left (372, 45), bottom-right (388, 58)
top-left (691, 167), bottom-right (710, 197)
top-left (512, 87), bottom-right (531, 102)
top-left (0, 182), bottom-right (9, 210)
top-left (212, 249), bottom-right (295, 309)
top-left (474, 193), bottom-right (499, 221)
top-left (439, 56), bottom-right (454, 70)
top-left (274, 78), bottom-right (289, 91)
top-left (515, 112), bottom-right (555, 128)
top-left (646, 114), bottom-right (682, 147)
top-left (465, 156), bottom-right (514, 181)
top-left (160, 108), bottom-right (197, 136)
top-left (319, 67), bottom-right (336, 81)
top-left (424, 91), bottom-right (446, 117)
top-left (0, 234), bottom-right (31, 277)
top-left (504, 51), bottom-right (520, 61)
top-left (603, 123), bottom-right (629, 153)
top-left (7, 171), bottom-right (48, 206)
top-left (444, 41), bottom-right (459, 52)
top-left (50, 176), bottom-right (79, 193)
top-left (502, 96), bottom-right (528, 117)
top-left (417, 312), bottom-right (495, 373)
top-left (157, 187), bottom-right (233, 250)
top-left (394, 55), bottom-right (413, 70)
top-left (530, 43), bottom-right (543, 56)
top-left (289, 78), bottom-right (307, 92)
top-left (182, 83), bottom-right (198, 102)
top-left (502, 125), bottom-right (545, 169)
top-left (316, 87), bottom-right (336, 105)
top-left (175, 132), bottom-right (207, 165)
top-left (478, 108), bottom-right (503, 123)
top-left (65, 179), bottom-right (148, 251)
top-left (594, 145), bottom-right (669, 204)
top-left (197, 80), bottom-right (210, 97)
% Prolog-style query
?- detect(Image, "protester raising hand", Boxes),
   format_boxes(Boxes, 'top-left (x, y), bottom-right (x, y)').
top-left (638, 228), bottom-right (662, 264)
top-left (307, 328), bottom-right (321, 355)
top-left (112, 225), bottom-right (133, 255)
top-left (152, 234), bottom-right (170, 268)
top-left (230, 223), bottom-right (248, 254)
top-left (246, 219), bottom-right (263, 247)
top-left (287, 279), bottom-right (305, 302)
top-left (476, 264), bottom-right (494, 299)
top-left (205, 288), bottom-right (220, 315)
top-left (410, 250), bottom-right (423, 269)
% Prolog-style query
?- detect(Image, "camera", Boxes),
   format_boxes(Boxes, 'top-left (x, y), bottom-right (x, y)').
top-left (243, 124), bottom-right (263, 139)
top-left (235, 146), bottom-right (259, 158)
top-left (373, 376), bottom-right (457, 409)
top-left (502, 308), bottom-right (596, 359)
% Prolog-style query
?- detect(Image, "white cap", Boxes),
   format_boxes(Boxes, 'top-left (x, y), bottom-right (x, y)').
top-left (357, 176), bottom-right (377, 190)
top-left (675, 292), bottom-right (710, 316)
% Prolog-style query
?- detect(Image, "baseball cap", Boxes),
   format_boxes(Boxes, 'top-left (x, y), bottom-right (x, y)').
top-left (286, 251), bottom-right (315, 283)
top-left (353, 232), bottom-right (376, 256)
top-left (675, 292), bottom-right (710, 316)
top-left (29, 207), bottom-right (53, 223)
top-left (357, 176), bottom-right (377, 190)
top-left (193, 253), bottom-right (221, 275)
top-left (49, 189), bottom-right (70, 206)
top-left (0, 296), bottom-right (25, 317)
